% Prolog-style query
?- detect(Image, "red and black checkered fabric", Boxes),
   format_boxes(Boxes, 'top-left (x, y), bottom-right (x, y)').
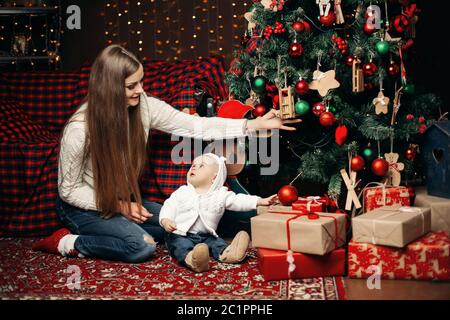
top-left (0, 100), bottom-right (62, 236)
top-left (0, 70), bottom-right (80, 135)
top-left (0, 56), bottom-right (229, 236)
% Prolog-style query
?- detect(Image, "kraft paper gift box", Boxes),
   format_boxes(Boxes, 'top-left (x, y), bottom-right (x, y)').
top-left (363, 185), bottom-right (410, 213)
top-left (348, 231), bottom-right (450, 281)
top-left (251, 211), bottom-right (347, 255)
top-left (414, 187), bottom-right (450, 233)
top-left (352, 206), bottom-right (431, 248)
top-left (256, 247), bottom-right (346, 281)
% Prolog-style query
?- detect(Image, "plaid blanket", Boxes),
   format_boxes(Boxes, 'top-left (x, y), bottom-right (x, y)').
top-left (0, 56), bottom-right (229, 236)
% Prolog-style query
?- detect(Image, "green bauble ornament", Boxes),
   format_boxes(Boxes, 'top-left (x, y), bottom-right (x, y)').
top-left (295, 100), bottom-right (310, 115)
top-left (252, 76), bottom-right (267, 94)
top-left (362, 148), bottom-right (374, 159)
top-left (404, 83), bottom-right (415, 94)
top-left (328, 105), bottom-right (337, 113)
top-left (376, 40), bottom-right (390, 55)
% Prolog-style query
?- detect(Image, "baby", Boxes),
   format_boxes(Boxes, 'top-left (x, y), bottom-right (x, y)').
top-left (159, 153), bottom-right (276, 273)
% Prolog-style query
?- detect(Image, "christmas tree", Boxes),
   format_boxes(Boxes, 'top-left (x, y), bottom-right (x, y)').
top-left (225, 0), bottom-right (443, 206)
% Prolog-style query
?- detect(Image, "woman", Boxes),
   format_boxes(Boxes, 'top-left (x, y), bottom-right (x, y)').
top-left (33, 45), bottom-right (300, 263)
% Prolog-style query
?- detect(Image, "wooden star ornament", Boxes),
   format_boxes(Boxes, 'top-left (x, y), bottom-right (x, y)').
top-left (372, 91), bottom-right (390, 115)
top-left (308, 70), bottom-right (340, 97)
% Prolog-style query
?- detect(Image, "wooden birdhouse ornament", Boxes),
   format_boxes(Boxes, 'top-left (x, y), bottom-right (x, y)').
top-left (278, 86), bottom-right (296, 119)
top-left (352, 57), bottom-right (364, 93)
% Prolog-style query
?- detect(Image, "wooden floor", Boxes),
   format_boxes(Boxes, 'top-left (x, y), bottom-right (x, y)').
top-left (344, 278), bottom-right (450, 300)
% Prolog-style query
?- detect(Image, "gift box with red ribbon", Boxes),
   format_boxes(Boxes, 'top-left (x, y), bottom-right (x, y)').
top-left (348, 231), bottom-right (450, 281)
top-left (251, 211), bottom-right (347, 255)
top-left (292, 196), bottom-right (327, 213)
top-left (257, 247), bottom-right (346, 281)
top-left (363, 184), bottom-right (410, 213)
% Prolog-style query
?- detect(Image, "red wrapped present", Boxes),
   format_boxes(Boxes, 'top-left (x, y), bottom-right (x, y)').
top-left (363, 184), bottom-right (410, 213)
top-left (348, 231), bottom-right (450, 281)
top-left (257, 247), bottom-right (346, 281)
top-left (292, 196), bottom-right (327, 213)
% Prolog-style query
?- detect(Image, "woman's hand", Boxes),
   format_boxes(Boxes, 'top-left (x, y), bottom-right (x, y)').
top-left (161, 218), bottom-right (177, 233)
top-left (246, 109), bottom-right (302, 132)
top-left (118, 201), bottom-right (152, 224)
top-left (257, 194), bottom-right (278, 206)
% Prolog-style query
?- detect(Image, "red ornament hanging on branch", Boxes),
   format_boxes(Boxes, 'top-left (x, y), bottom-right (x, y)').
top-left (387, 62), bottom-right (400, 77)
top-left (363, 23), bottom-right (377, 35)
top-left (292, 21), bottom-right (304, 32)
top-left (312, 102), bottom-right (326, 116)
top-left (351, 155), bottom-right (365, 172)
top-left (362, 61), bottom-right (377, 76)
top-left (319, 111), bottom-right (336, 127)
top-left (277, 185), bottom-right (298, 206)
top-left (371, 158), bottom-right (389, 176)
top-left (288, 41), bottom-right (304, 59)
top-left (294, 79), bottom-right (309, 95)
top-left (345, 55), bottom-right (354, 67)
top-left (319, 11), bottom-right (336, 26)
top-left (405, 145), bottom-right (417, 160)
top-left (335, 124), bottom-right (348, 145)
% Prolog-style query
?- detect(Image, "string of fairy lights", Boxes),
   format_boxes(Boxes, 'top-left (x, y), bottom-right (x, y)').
top-left (0, 0), bottom-right (249, 68)
top-left (0, 0), bottom-right (62, 69)
top-left (103, 0), bottom-right (248, 61)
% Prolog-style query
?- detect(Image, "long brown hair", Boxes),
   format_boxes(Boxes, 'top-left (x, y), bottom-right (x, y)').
top-left (64, 45), bottom-right (147, 218)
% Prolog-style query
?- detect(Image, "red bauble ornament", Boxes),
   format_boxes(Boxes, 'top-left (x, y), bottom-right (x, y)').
top-left (288, 42), bottom-right (304, 59)
top-left (319, 11), bottom-right (335, 26)
top-left (335, 124), bottom-right (348, 145)
top-left (363, 23), bottom-right (377, 35)
top-left (252, 104), bottom-right (267, 117)
top-left (392, 15), bottom-right (410, 33)
top-left (387, 62), bottom-right (400, 77)
top-left (278, 185), bottom-right (298, 206)
top-left (292, 21), bottom-right (304, 32)
top-left (371, 158), bottom-right (389, 176)
top-left (345, 55), bottom-right (354, 67)
top-left (362, 62), bottom-right (377, 76)
top-left (295, 79), bottom-right (309, 95)
top-left (319, 111), bottom-right (336, 127)
top-left (351, 155), bottom-right (365, 172)
top-left (312, 102), bottom-right (326, 117)
top-left (405, 146), bottom-right (417, 160)
top-left (302, 21), bottom-right (311, 32)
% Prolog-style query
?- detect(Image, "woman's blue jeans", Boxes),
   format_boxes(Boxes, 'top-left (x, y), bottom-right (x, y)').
top-left (56, 196), bottom-right (165, 263)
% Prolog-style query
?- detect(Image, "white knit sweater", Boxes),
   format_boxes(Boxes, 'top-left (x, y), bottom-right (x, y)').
top-left (57, 93), bottom-right (249, 211)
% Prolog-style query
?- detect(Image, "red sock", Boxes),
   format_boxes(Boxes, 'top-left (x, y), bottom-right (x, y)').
top-left (32, 228), bottom-right (76, 256)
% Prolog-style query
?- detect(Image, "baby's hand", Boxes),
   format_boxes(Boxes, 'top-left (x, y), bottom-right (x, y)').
top-left (257, 194), bottom-right (278, 206)
top-left (161, 218), bottom-right (177, 233)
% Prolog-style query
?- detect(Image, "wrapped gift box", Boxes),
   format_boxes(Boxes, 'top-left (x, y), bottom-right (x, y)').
top-left (292, 196), bottom-right (327, 212)
top-left (363, 185), bottom-right (410, 213)
top-left (414, 187), bottom-right (450, 233)
top-left (251, 212), bottom-right (346, 255)
top-left (257, 247), bottom-right (346, 281)
top-left (352, 206), bottom-right (431, 248)
top-left (348, 231), bottom-right (450, 281)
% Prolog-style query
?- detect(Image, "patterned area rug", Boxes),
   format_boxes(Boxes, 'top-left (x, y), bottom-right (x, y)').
top-left (0, 238), bottom-right (346, 300)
